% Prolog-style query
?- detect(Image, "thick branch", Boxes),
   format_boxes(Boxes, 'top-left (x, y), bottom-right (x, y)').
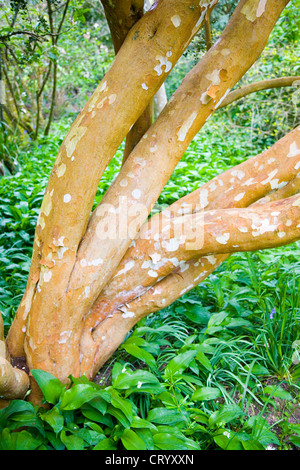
top-left (100, 0), bottom-right (153, 164)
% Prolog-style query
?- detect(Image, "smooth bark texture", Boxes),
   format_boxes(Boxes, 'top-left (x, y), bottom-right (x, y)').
top-left (100, 0), bottom-right (153, 164)
top-left (2, 0), bottom-right (297, 402)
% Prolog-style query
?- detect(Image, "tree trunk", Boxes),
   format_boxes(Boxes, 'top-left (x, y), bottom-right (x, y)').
top-left (2, 0), bottom-right (298, 404)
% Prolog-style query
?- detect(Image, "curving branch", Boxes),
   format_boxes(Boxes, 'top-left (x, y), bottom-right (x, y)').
top-left (218, 76), bottom-right (300, 109)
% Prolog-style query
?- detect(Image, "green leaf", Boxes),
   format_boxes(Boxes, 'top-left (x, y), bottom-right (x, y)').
top-left (113, 370), bottom-right (159, 389)
top-left (207, 311), bottom-right (228, 328)
top-left (213, 431), bottom-right (244, 450)
top-left (0, 429), bottom-right (43, 450)
top-left (121, 429), bottom-right (147, 450)
top-left (195, 351), bottom-right (213, 372)
top-left (108, 389), bottom-right (133, 424)
top-left (209, 404), bottom-right (244, 426)
top-left (134, 428), bottom-right (154, 450)
top-left (147, 408), bottom-right (185, 425)
top-left (60, 384), bottom-right (102, 410)
top-left (81, 405), bottom-right (114, 427)
top-left (153, 433), bottom-right (198, 450)
top-left (0, 400), bottom-right (35, 429)
top-left (242, 440), bottom-right (265, 450)
top-left (289, 435), bottom-right (300, 447)
top-left (93, 438), bottom-right (117, 450)
top-left (164, 350), bottom-right (198, 376)
top-left (122, 343), bottom-right (157, 371)
top-left (192, 387), bottom-right (221, 401)
top-left (182, 305), bottom-right (211, 325)
top-left (131, 416), bottom-right (157, 430)
top-left (263, 385), bottom-right (293, 401)
top-left (60, 429), bottom-right (85, 450)
top-left (40, 407), bottom-right (64, 435)
top-left (31, 369), bottom-right (65, 405)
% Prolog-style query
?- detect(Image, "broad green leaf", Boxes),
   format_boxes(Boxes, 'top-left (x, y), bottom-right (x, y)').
top-left (93, 438), bottom-right (117, 450)
top-left (0, 400), bottom-right (35, 429)
top-left (0, 429), bottom-right (43, 450)
top-left (263, 385), bottom-right (293, 401)
top-left (147, 408), bottom-right (185, 425)
top-left (31, 369), bottom-right (65, 405)
top-left (134, 428), bottom-right (154, 450)
top-left (60, 384), bottom-right (102, 410)
top-left (121, 429), bottom-right (147, 450)
top-left (242, 440), bottom-right (265, 450)
top-left (207, 311), bottom-right (228, 328)
top-left (107, 405), bottom-right (132, 428)
top-left (132, 415), bottom-right (157, 430)
top-left (209, 404), bottom-right (244, 426)
top-left (108, 389), bottom-right (133, 424)
top-left (113, 370), bottom-right (159, 389)
top-left (192, 387), bottom-right (221, 401)
top-left (289, 435), bottom-right (300, 447)
top-left (40, 407), bottom-right (64, 435)
top-left (153, 433), bottom-right (198, 450)
top-left (122, 343), bottom-right (157, 371)
top-left (164, 350), bottom-right (198, 376)
top-left (195, 351), bottom-right (213, 371)
top-left (60, 430), bottom-right (85, 450)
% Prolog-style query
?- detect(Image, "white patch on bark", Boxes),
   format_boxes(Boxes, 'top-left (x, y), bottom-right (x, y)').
top-left (199, 189), bottom-right (209, 209)
top-left (216, 233), bottom-right (230, 244)
top-left (287, 141), bottom-right (300, 158)
top-left (132, 189), bottom-right (141, 199)
top-left (154, 52), bottom-right (173, 76)
top-left (148, 269), bottom-right (158, 278)
top-left (205, 69), bottom-right (221, 86)
top-left (63, 194), bottom-right (71, 203)
top-left (277, 231), bottom-right (286, 238)
top-left (261, 169), bottom-right (278, 185)
top-left (120, 178), bottom-right (128, 187)
top-left (116, 260), bottom-right (135, 276)
top-left (165, 238), bottom-right (180, 252)
top-left (122, 311), bottom-right (135, 318)
top-left (177, 111), bottom-right (197, 141)
top-left (58, 330), bottom-right (72, 344)
top-left (56, 163), bottom-right (66, 178)
top-left (231, 169), bottom-right (245, 180)
top-left (65, 126), bottom-right (87, 158)
top-left (171, 15), bottom-right (181, 27)
top-left (256, 0), bottom-right (267, 17)
top-left (234, 192), bottom-right (245, 201)
top-left (43, 270), bottom-right (52, 283)
top-left (108, 94), bottom-right (117, 104)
